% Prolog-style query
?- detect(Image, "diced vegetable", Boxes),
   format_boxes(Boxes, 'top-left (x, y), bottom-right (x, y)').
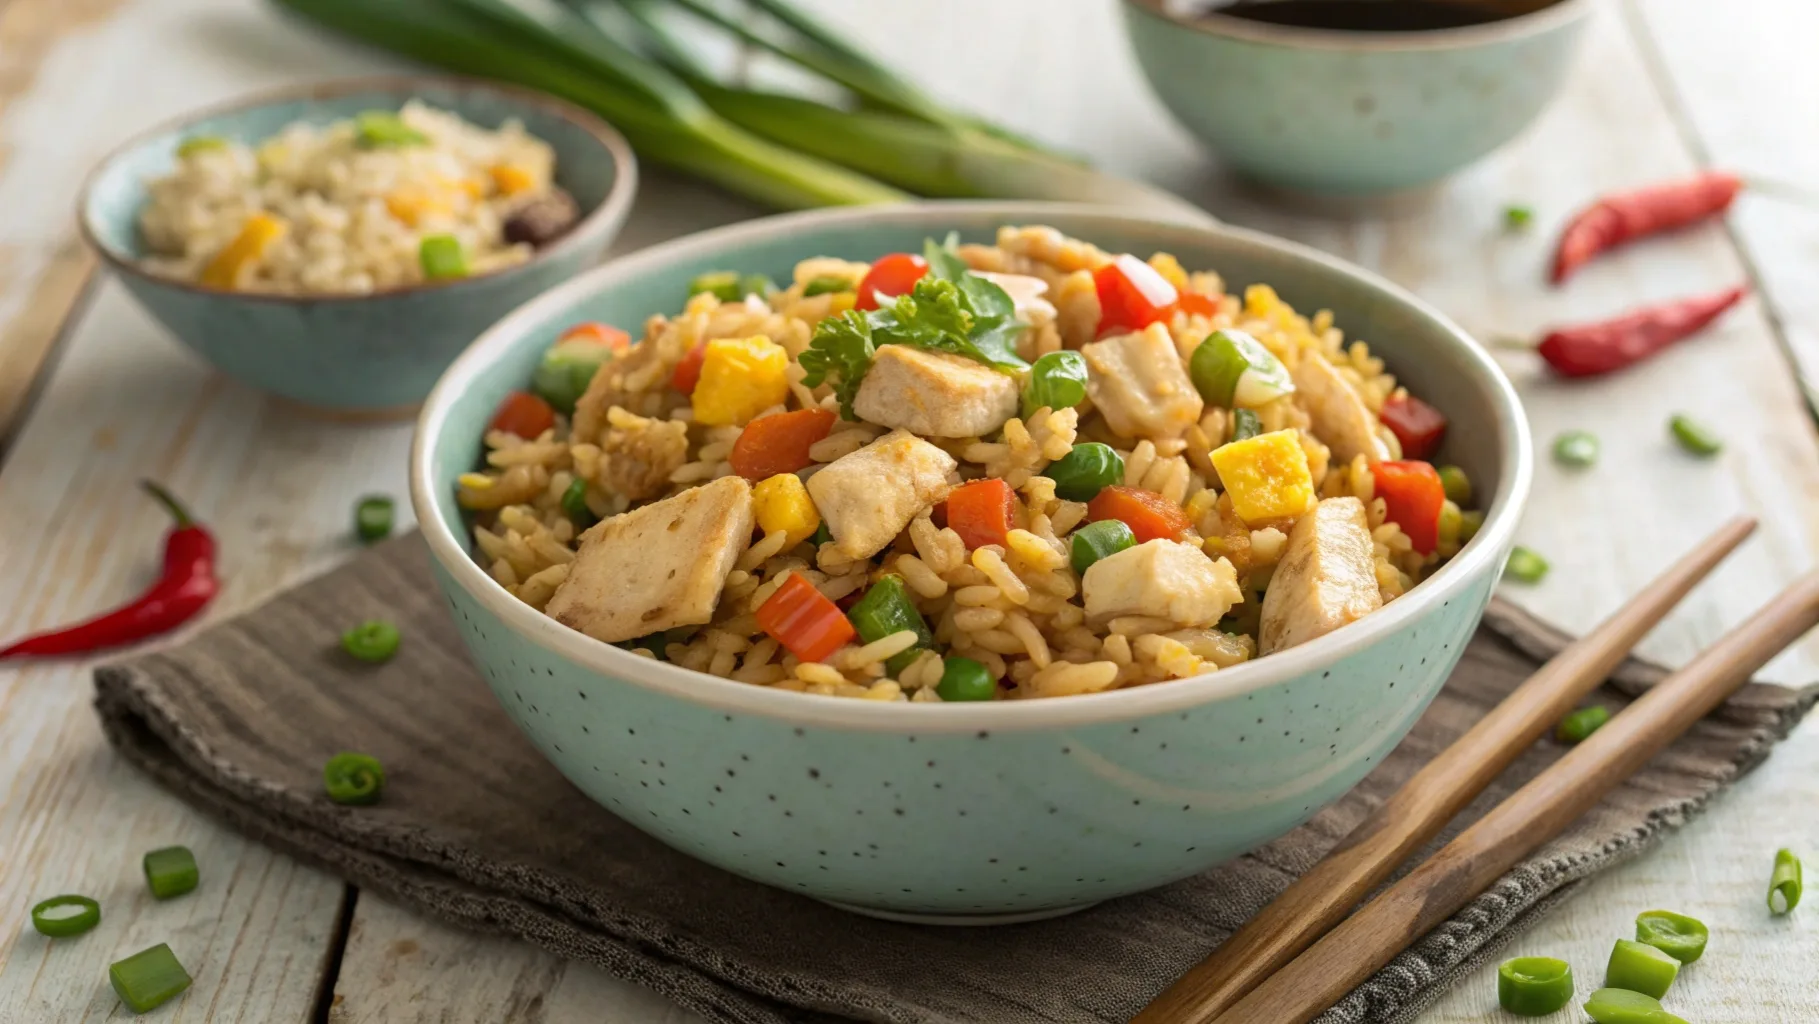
top-left (946, 478), bottom-right (1016, 550)
top-left (1556, 705), bottom-right (1610, 744)
top-left (1094, 254), bottom-right (1178, 335)
top-left (1498, 957), bottom-right (1573, 1017)
top-left (1634, 910), bottom-right (1708, 964)
top-left (490, 162), bottom-right (537, 195)
top-left (730, 409), bottom-right (836, 480)
top-left (1022, 350), bottom-right (1089, 417)
top-left (560, 321), bottom-right (633, 349)
top-left (1378, 394), bottom-right (1448, 461)
top-left (847, 574), bottom-right (932, 674)
top-left (561, 478), bottom-right (596, 529)
top-left (110, 943), bottom-right (192, 1013)
top-left (355, 110), bottom-right (428, 148)
top-left (488, 390), bottom-right (557, 439)
top-left (342, 620), bottom-right (401, 662)
top-left (937, 656), bottom-right (996, 701)
top-left (1189, 329), bottom-right (1293, 408)
top-left (176, 135), bottom-right (229, 158)
top-left (1504, 205), bottom-right (1534, 230)
top-left (803, 274), bottom-right (855, 297)
top-left (670, 342), bottom-right (708, 394)
top-left (1174, 292), bottom-right (1220, 319)
top-left (1210, 429), bottom-right (1317, 524)
top-left (855, 252), bottom-right (928, 310)
top-left (691, 336), bottom-right (790, 426)
top-left (1436, 465), bottom-right (1471, 506)
top-left (1506, 546), bottom-right (1550, 583)
top-left (418, 234), bottom-right (468, 280)
top-left (532, 337), bottom-right (620, 413)
top-left (1604, 938), bottom-right (1678, 1000)
top-left (1086, 485), bottom-right (1190, 544)
top-left (1069, 518), bottom-right (1136, 576)
top-left (199, 213), bottom-right (286, 289)
top-left (1459, 509), bottom-right (1485, 543)
top-left (688, 270), bottom-right (743, 302)
top-left (1371, 460), bottom-right (1444, 555)
top-left (323, 752), bottom-right (385, 805)
top-left (1583, 988), bottom-right (1688, 1024)
top-left (1554, 430), bottom-right (1599, 467)
top-left (756, 573), bottom-right (855, 663)
top-left (143, 846), bottom-right (199, 900)
top-left (741, 273), bottom-right (778, 298)
top-left (355, 495), bottom-right (393, 543)
top-left (753, 473), bottom-right (822, 547)
top-left (1770, 848), bottom-right (1803, 914)
top-left (1669, 413), bottom-right (1721, 456)
top-left (1046, 442), bottom-right (1125, 502)
top-left (31, 895), bottom-right (100, 937)
top-left (1231, 409), bottom-right (1262, 442)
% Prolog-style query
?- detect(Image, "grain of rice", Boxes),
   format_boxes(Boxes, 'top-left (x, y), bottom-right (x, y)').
top-left (1004, 611), bottom-right (1051, 668)
top-left (973, 548), bottom-right (1030, 605)
top-left (796, 662), bottom-right (846, 686)
top-left (953, 607), bottom-right (1006, 631)
top-left (1108, 615), bottom-right (1180, 637)
top-left (738, 530), bottom-right (791, 571)
top-left (895, 554), bottom-right (948, 598)
top-left (1026, 660), bottom-right (1120, 697)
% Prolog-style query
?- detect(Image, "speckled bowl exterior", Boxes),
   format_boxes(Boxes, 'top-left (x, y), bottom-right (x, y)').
top-left (79, 77), bottom-right (637, 414)
top-left (410, 202), bottom-right (1532, 921)
top-left (1120, 0), bottom-right (1590, 195)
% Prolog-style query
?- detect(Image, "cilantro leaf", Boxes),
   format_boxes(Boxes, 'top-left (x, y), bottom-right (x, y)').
top-left (798, 310), bottom-right (877, 419)
top-left (923, 236), bottom-right (1016, 324)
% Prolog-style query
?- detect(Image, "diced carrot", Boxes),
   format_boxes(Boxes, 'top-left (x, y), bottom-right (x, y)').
top-left (1378, 394), bottom-right (1447, 461)
top-left (559, 321), bottom-right (632, 353)
top-left (490, 163), bottom-right (538, 196)
top-left (1174, 292), bottom-right (1220, 319)
top-left (729, 409), bottom-right (837, 480)
top-left (670, 343), bottom-right (708, 394)
top-left (489, 390), bottom-right (557, 439)
top-left (756, 574), bottom-right (855, 663)
top-left (946, 478), bottom-right (1016, 550)
top-left (1086, 485), bottom-right (1191, 543)
top-left (1372, 460), bottom-right (1444, 555)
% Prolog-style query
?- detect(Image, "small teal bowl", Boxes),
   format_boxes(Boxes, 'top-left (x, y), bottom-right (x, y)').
top-left (1121, 0), bottom-right (1590, 195)
top-left (410, 202), bottom-right (1532, 922)
top-left (79, 76), bottom-right (636, 416)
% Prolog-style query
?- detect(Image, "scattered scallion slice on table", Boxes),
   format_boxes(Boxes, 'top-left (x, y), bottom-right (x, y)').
top-left (110, 943), bottom-right (193, 1013)
top-left (30, 895), bottom-right (100, 937)
top-left (1497, 956), bottom-right (1573, 1017)
top-left (1189, 329), bottom-right (1294, 408)
top-left (143, 846), bottom-right (199, 900)
top-left (1634, 910), bottom-right (1708, 964)
top-left (342, 620), bottom-right (401, 662)
top-left (418, 234), bottom-right (468, 280)
top-left (935, 656), bottom-right (996, 702)
top-left (1021, 350), bottom-right (1088, 417)
top-left (1604, 937), bottom-right (1679, 1000)
top-left (324, 752), bottom-right (386, 805)
top-left (1504, 204), bottom-right (1534, 230)
top-left (1556, 705), bottom-right (1610, 744)
top-left (1668, 413), bottom-right (1721, 456)
top-left (1584, 987), bottom-right (1689, 1024)
top-left (1770, 847), bottom-right (1803, 914)
top-left (1505, 546), bottom-right (1549, 584)
top-left (355, 495), bottom-right (394, 543)
top-left (1554, 429), bottom-right (1600, 467)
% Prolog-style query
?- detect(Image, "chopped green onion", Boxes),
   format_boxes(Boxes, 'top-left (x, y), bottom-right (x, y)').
top-left (1022, 350), bottom-right (1089, 417)
top-left (1497, 956), bottom-right (1573, 1017)
top-left (532, 339), bottom-right (615, 413)
top-left (142, 846), bottom-right (199, 900)
top-left (1231, 408), bottom-right (1263, 442)
top-left (1634, 910), bottom-right (1708, 964)
top-left (418, 234), bottom-right (468, 280)
top-left (1189, 329), bottom-right (1293, 409)
top-left (1668, 414), bottom-right (1721, 456)
top-left (31, 895), bottom-right (100, 937)
top-left (846, 574), bottom-right (932, 674)
top-left (1505, 546), bottom-right (1549, 584)
top-left (1556, 705), bottom-right (1610, 744)
top-left (355, 110), bottom-right (428, 148)
top-left (810, 521), bottom-right (833, 548)
top-left (355, 495), bottom-right (394, 544)
top-left (1070, 519), bottom-right (1137, 576)
top-left (176, 135), bottom-right (229, 158)
top-left (1437, 502), bottom-right (1462, 546)
top-left (1603, 938), bottom-right (1679, 1000)
top-left (936, 656), bottom-right (995, 702)
top-left (688, 271), bottom-right (743, 302)
top-left (1584, 987), bottom-right (1688, 1024)
top-left (1459, 509), bottom-right (1485, 543)
top-left (1046, 442), bottom-right (1125, 502)
top-left (341, 620), bottom-right (401, 662)
top-left (1437, 465), bottom-right (1471, 506)
top-left (324, 752), bottom-right (385, 805)
top-left (1553, 430), bottom-right (1599, 468)
top-left (740, 273), bottom-right (777, 299)
top-left (561, 478), bottom-right (597, 529)
top-left (1504, 205), bottom-right (1534, 230)
top-left (110, 943), bottom-right (193, 1013)
top-left (1770, 847), bottom-right (1803, 914)
top-left (803, 275), bottom-right (854, 297)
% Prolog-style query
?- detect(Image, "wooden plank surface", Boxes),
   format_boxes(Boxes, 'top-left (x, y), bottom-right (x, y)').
top-left (1, 0), bottom-right (1816, 1021)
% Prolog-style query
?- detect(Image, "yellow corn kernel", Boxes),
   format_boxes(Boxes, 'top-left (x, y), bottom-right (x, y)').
top-left (753, 473), bottom-right (821, 547)
top-left (1244, 283), bottom-right (1281, 317)
top-left (691, 336), bottom-right (790, 427)
top-left (1147, 252), bottom-right (1188, 290)
top-left (456, 176), bottom-right (486, 200)
top-left (384, 187), bottom-right (451, 227)
top-left (200, 213), bottom-right (286, 290)
top-left (1209, 429), bottom-right (1316, 524)
top-left (490, 163), bottom-right (537, 196)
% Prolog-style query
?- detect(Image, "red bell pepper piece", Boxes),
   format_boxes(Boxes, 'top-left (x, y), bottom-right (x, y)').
top-left (1086, 485), bottom-right (1191, 544)
top-left (1378, 394), bottom-right (1448, 461)
top-left (756, 574), bottom-right (855, 663)
top-left (729, 409), bottom-right (837, 480)
top-left (670, 342), bottom-right (708, 394)
top-left (1372, 460), bottom-right (1445, 556)
top-left (1094, 255), bottom-right (1179, 336)
top-left (489, 391), bottom-right (557, 439)
top-left (945, 478), bottom-right (1017, 550)
top-left (558, 321), bottom-right (632, 353)
top-left (1174, 292), bottom-right (1220, 319)
top-left (855, 253), bottom-right (928, 311)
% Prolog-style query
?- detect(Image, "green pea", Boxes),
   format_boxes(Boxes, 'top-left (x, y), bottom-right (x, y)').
top-left (561, 478), bottom-right (597, 529)
top-left (803, 275), bottom-right (854, 297)
top-left (688, 271), bottom-right (743, 303)
top-left (354, 495), bottom-right (394, 544)
top-left (1583, 987), bottom-right (1688, 1024)
top-left (1634, 910), bottom-right (1708, 964)
top-left (1603, 939), bottom-right (1678, 1000)
top-left (341, 620), bottom-right (401, 663)
top-left (936, 657), bottom-right (996, 702)
top-left (1555, 705), bottom-right (1610, 744)
top-left (1437, 465), bottom-right (1471, 506)
top-left (1553, 430), bottom-right (1599, 467)
top-left (1046, 442), bottom-right (1125, 502)
top-left (1668, 414), bottom-right (1721, 456)
top-left (1069, 519), bottom-right (1136, 576)
top-left (1505, 546), bottom-right (1549, 584)
top-left (1459, 509), bottom-right (1486, 543)
top-left (1022, 350), bottom-right (1089, 417)
top-left (418, 235), bottom-right (467, 280)
top-left (1231, 408), bottom-right (1263, 442)
top-left (354, 110), bottom-right (428, 148)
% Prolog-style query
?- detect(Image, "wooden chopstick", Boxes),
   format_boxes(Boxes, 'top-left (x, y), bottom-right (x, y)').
top-left (1205, 567), bottom-right (1819, 1024)
top-left (1135, 515), bottom-right (1758, 1024)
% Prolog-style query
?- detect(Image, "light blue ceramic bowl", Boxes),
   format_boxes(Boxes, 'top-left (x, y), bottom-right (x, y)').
top-left (79, 77), bottom-right (636, 416)
top-left (1121, 0), bottom-right (1590, 195)
top-left (410, 202), bottom-right (1532, 922)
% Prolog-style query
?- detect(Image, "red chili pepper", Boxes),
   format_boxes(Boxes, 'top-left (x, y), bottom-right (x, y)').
top-left (0, 482), bottom-right (218, 659)
top-left (1551, 171), bottom-right (1743, 284)
top-left (1536, 285), bottom-right (1747, 378)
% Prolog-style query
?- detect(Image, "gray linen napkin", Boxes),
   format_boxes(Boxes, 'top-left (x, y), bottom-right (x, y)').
top-left (92, 535), bottom-right (1815, 1024)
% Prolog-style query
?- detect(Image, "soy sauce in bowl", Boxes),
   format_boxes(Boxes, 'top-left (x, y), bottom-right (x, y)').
top-left (1193, 0), bottom-right (1562, 32)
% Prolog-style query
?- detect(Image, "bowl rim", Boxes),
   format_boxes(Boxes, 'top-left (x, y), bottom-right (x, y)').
top-left (1121, 0), bottom-right (1591, 52)
top-left (75, 74), bottom-right (639, 305)
top-left (410, 200), bottom-right (1534, 733)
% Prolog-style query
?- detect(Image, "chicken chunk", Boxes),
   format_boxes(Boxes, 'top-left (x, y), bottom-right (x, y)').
top-left (1082, 539), bottom-right (1242, 627)
top-left (1292, 351), bottom-right (1390, 464)
top-left (545, 475), bottom-right (754, 644)
top-left (1258, 496), bottom-right (1382, 655)
top-left (1082, 323), bottom-right (1204, 440)
top-left (851, 345), bottom-right (1021, 438)
top-left (807, 429), bottom-right (957, 559)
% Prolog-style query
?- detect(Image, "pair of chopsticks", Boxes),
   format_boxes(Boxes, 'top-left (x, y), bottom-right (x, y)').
top-left (1136, 516), bottom-right (1819, 1024)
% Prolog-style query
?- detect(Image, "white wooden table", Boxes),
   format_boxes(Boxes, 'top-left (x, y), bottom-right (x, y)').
top-left (2, 0), bottom-right (1817, 1020)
